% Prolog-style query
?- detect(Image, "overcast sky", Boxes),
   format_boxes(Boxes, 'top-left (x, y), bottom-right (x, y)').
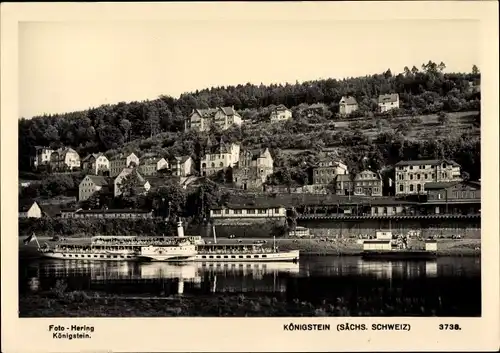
top-left (19, 19), bottom-right (479, 118)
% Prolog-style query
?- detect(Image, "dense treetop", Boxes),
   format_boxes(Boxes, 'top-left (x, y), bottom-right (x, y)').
top-left (19, 61), bottom-right (480, 182)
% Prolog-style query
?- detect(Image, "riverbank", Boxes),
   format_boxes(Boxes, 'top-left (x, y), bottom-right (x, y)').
top-left (19, 289), bottom-right (450, 317)
top-left (18, 236), bottom-right (481, 258)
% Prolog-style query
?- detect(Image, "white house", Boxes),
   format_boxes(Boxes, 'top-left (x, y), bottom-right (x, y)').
top-left (109, 153), bottom-right (140, 177)
top-left (19, 201), bottom-right (42, 218)
top-left (339, 96), bottom-right (359, 115)
top-left (79, 175), bottom-right (108, 201)
top-left (270, 105), bottom-right (292, 122)
top-left (170, 156), bottom-right (194, 177)
top-left (185, 106), bottom-right (243, 132)
top-left (81, 153), bottom-right (110, 175)
top-left (114, 168), bottom-right (150, 197)
top-left (200, 143), bottom-right (240, 177)
top-left (378, 93), bottom-right (400, 113)
top-left (49, 147), bottom-right (81, 171)
top-left (31, 146), bottom-right (54, 168)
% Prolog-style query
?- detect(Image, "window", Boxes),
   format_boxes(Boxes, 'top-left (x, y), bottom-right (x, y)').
top-left (417, 184), bottom-right (422, 192)
top-left (438, 193), bottom-right (442, 200)
top-left (274, 208), bottom-right (280, 213)
top-left (417, 174), bottom-right (421, 180)
top-left (409, 166), bottom-right (413, 170)
top-left (247, 209), bottom-right (255, 214)
top-left (410, 175), bottom-right (414, 180)
top-left (410, 185), bottom-right (414, 192)
top-left (234, 209), bottom-right (242, 214)
top-left (424, 174), bottom-right (428, 179)
top-left (213, 210), bottom-right (222, 215)
top-left (399, 185), bottom-right (404, 192)
top-left (258, 209), bottom-right (267, 214)
top-left (225, 209), bottom-right (230, 214)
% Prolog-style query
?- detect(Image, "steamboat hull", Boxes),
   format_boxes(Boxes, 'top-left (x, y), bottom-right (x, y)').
top-left (361, 251), bottom-right (437, 260)
top-left (40, 251), bottom-right (139, 261)
top-left (194, 250), bottom-right (300, 262)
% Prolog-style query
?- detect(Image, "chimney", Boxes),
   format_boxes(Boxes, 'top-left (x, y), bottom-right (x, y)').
top-left (177, 220), bottom-right (185, 237)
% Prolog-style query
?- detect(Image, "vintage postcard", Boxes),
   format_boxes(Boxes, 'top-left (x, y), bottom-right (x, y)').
top-left (1, 1), bottom-right (499, 352)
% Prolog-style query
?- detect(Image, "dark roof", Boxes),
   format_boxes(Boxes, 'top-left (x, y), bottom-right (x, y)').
top-left (394, 159), bottom-right (460, 167)
top-left (364, 240), bottom-right (391, 244)
top-left (75, 209), bottom-right (152, 214)
top-left (274, 104), bottom-right (289, 111)
top-left (354, 170), bottom-right (382, 181)
top-left (336, 174), bottom-right (352, 182)
top-left (86, 175), bottom-right (108, 186)
top-left (425, 180), bottom-right (480, 190)
top-left (40, 204), bottom-right (62, 217)
top-left (378, 93), bottom-right (399, 103)
top-left (340, 96), bottom-right (358, 105)
top-left (19, 200), bottom-right (38, 212)
top-left (173, 155), bottom-right (191, 164)
top-left (212, 203), bottom-right (286, 210)
top-left (220, 106), bottom-right (240, 116)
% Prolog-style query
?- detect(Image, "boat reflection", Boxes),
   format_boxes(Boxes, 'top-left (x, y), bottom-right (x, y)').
top-left (356, 259), bottom-right (438, 279)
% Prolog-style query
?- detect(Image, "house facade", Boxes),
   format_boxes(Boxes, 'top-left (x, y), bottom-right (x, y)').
top-left (81, 153), bottom-right (110, 175)
top-left (185, 106), bottom-right (243, 132)
top-left (312, 157), bottom-right (349, 185)
top-left (170, 156), bottom-right (194, 177)
top-left (49, 147), bottom-right (80, 171)
top-left (109, 153), bottom-right (140, 177)
top-left (353, 170), bottom-right (383, 197)
top-left (269, 105), bottom-right (292, 123)
top-left (139, 157), bottom-right (169, 176)
top-left (200, 143), bottom-right (240, 177)
top-left (31, 146), bottom-right (54, 168)
top-left (210, 205), bottom-right (287, 220)
top-left (424, 181), bottom-right (480, 215)
top-left (339, 96), bottom-right (359, 115)
top-left (378, 93), bottom-right (400, 112)
top-left (395, 159), bottom-right (462, 196)
top-left (79, 175), bottom-right (108, 201)
top-left (114, 168), bottom-right (150, 197)
top-left (335, 174), bottom-right (354, 195)
top-left (233, 148), bottom-right (274, 190)
top-left (19, 201), bottom-right (43, 218)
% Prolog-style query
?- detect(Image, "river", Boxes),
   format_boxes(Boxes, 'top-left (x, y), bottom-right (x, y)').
top-left (19, 255), bottom-right (480, 317)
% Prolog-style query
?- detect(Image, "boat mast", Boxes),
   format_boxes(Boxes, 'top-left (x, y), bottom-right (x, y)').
top-left (212, 224), bottom-right (217, 244)
top-left (273, 235), bottom-right (276, 253)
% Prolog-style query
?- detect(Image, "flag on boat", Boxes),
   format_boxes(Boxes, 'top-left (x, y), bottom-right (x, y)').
top-left (23, 233), bottom-right (37, 245)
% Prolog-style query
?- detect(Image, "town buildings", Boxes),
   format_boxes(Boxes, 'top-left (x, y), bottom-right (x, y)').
top-left (79, 175), bottom-right (109, 201)
top-left (185, 106), bottom-right (242, 132)
top-left (139, 157), bottom-right (169, 176)
top-left (338, 96), bottom-right (359, 115)
top-left (170, 156), bottom-right (194, 177)
top-left (109, 153), bottom-right (140, 177)
top-left (61, 208), bottom-right (153, 219)
top-left (378, 93), bottom-right (400, 112)
top-left (31, 146), bottom-right (54, 168)
top-left (49, 147), bottom-right (81, 171)
top-left (395, 159), bottom-right (462, 196)
top-left (81, 153), bottom-right (110, 175)
top-left (312, 156), bottom-right (349, 185)
top-left (200, 142), bottom-right (240, 177)
top-left (114, 168), bottom-right (150, 197)
top-left (353, 170), bottom-right (383, 197)
top-left (19, 201), bottom-right (42, 218)
top-left (269, 105), bottom-right (292, 123)
top-left (233, 148), bottom-right (274, 190)
top-left (424, 180), bottom-right (480, 214)
top-left (210, 205), bottom-right (287, 220)
top-left (335, 174), bottom-right (354, 195)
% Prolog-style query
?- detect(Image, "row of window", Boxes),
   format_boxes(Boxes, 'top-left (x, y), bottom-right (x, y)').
top-left (429, 191), bottom-right (479, 199)
top-left (397, 164), bottom-right (455, 171)
top-left (213, 208), bottom-right (281, 215)
top-left (398, 184), bottom-right (424, 192)
top-left (398, 172), bottom-right (451, 180)
top-left (355, 187), bottom-right (381, 194)
top-left (201, 254), bottom-right (267, 259)
top-left (60, 253), bottom-right (134, 259)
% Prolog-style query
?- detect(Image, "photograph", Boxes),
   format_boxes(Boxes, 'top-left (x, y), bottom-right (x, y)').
top-left (1, 1), bottom-right (499, 352)
top-left (17, 18), bottom-right (483, 318)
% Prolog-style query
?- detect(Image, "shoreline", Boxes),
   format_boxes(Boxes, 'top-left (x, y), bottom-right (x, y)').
top-left (18, 236), bottom-right (481, 258)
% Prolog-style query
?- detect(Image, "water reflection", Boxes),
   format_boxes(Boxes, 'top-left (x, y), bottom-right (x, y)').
top-left (19, 256), bottom-right (481, 316)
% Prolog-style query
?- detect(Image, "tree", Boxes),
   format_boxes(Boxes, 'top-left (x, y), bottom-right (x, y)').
top-left (472, 65), bottom-right (480, 75)
top-left (437, 112), bottom-right (450, 125)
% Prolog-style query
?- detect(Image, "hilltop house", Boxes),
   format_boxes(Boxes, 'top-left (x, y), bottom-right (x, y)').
top-left (312, 156), bottom-right (349, 185)
top-left (109, 153), bottom-right (140, 177)
top-left (233, 148), bottom-right (274, 191)
top-left (170, 156), bottom-right (194, 177)
top-left (378, 93), bottom-right (400, 112)
top-left (19, 200), bottom-right (43, 218)
top-left (269, 105), bottom-right (292, 123)
top-left (395, 159), bottom-right (462, 196)
top-left (79, 175), bottom-right (109, 201)
top-left (49, 147), bottom-right (80, 171)
top-left (200, 141), bottom-right (240, 177)
top-left (81, 153), bottom-right (110, 175)
top-left (114, 168), bottom-right (150, 197)
top-left (185, 106), bottom-right (242, 132)
top-left (139, 157), bottom-right (169, 176)
top-left (339, 96), bottom-right (359, 115)
top-left (31, 146), bottom-right (54, 168)
top-left (353, 170), bottom-right (383, 197)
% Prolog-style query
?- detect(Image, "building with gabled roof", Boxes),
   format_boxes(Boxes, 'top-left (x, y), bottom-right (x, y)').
top-left (185, 106), bottom-right (242, 132)
top-left (114, 168), bottom-right (150, 197)
top-left (395, 159), bottom-right (462, 196)
top-left (353, 170), bottom-right (383, 197)
top-left (200, 140), bottom-right (240, 177)
top-left (139, 157), bottom-right (169, 176)
top-left (378, 93), bottom-right (400, 112)
top-left (79, 175), bottom-right (109, 201)
top-left (82, 153), bottom-right (110, 175)
top-left (170, 155), bottom-right (194, 177)
top-left (19, 200), bottom-right (43, 218)
top-left (269, 105), bottom-right (292, 123)
top-left (339, 96), bottom-right (359, 115)
top-left (49, 147), bottom-right (80, 171)
top-left (234, 147), bottom-right (274, 191)
top-left (109, 152), bottom-right (140, 177)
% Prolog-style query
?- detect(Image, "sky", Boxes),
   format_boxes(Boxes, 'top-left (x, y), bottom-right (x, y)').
top-left (19, 19), bottom-right (480, 118)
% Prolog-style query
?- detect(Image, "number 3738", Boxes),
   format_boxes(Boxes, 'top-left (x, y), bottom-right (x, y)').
top-left (439, 324), bottom-right (462, 330)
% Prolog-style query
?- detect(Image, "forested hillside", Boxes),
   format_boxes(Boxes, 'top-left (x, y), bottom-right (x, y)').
top-left (19, 61), bottom-right (481, 181)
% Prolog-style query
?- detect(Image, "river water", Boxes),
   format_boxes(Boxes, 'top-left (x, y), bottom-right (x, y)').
top-left (19, 256), bottom-right (481, 317)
